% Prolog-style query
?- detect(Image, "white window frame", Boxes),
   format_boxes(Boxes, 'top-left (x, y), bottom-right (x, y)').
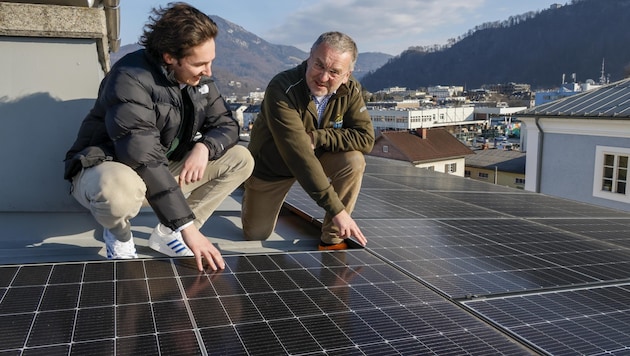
top-left (593, 145), bottom-right (630, 203)
top-left (444, 163), bottom-right (457, 174)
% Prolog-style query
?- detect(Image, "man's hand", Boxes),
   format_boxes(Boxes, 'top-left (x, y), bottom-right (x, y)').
top-left (332, 210), bottom-right (367, 246)
top-left (179, 143), bottom-right (209, 186)
top-left (181, 224), bottom-right (225, 272)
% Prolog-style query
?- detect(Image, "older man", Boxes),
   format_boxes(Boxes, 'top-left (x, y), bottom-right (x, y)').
top-left (242, 31), bottom-right (375, 250)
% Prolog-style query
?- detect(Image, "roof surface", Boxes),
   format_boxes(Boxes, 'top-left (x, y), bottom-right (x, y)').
top-left (2, 156), bottom-right (630, 355)
top-left (465, 148), bottom-right (526, 173)
top-left (521, 77), bottom-right (630, 118)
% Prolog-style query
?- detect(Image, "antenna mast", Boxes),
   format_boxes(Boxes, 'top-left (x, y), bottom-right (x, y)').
top-left (599, 58), bottom-right (608, 85)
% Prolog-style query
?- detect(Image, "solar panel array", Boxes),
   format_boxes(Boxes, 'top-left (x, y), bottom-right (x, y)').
top-left (2, 155), bottom-right (630, 355)
top-left (0, 252), bottom-right (532, 355)
top-left (283, 156), bottom-right (630, 355)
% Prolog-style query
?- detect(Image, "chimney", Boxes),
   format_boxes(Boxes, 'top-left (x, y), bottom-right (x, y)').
top-left (421, 128), bottom-right (428, 139)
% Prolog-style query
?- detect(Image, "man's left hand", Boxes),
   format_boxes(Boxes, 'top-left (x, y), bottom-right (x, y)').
top-left (332, 210), bottom-right (367, 246)
top-left (179, 143), bottom-right (209, 186)
top-left (181, 224), bottom-right (225, 272)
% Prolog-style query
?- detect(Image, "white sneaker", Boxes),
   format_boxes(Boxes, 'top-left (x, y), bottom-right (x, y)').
top-left (103, 229), bottom-right (138, 259)
top-left (149, 224), bottom-right (194, 257)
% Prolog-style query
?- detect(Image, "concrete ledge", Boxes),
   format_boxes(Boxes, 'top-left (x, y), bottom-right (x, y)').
top-left (0, 2), bottom-right (110, 70)
top-left (0, 2), bottom-right (105, 38)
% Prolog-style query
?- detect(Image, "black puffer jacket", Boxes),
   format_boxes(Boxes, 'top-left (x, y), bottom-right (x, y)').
top-left (64, 49), bottom-right (239, 230)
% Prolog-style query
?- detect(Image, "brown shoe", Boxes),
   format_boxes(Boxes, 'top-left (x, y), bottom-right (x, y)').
top-left (318, 241), bottom-right (348, 251)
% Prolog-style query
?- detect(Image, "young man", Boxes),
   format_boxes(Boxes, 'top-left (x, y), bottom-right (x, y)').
top-left (64, 3), bottom-right (254, 271)
top-left (242, 31), bottom-right (375, 250)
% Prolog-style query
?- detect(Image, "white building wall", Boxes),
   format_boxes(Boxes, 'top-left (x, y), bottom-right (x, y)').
top-left (520, 118), bottom-right (541, 192)
top-left (415, 158), bottom-right (466, 177)
top-left (520, 116), bottom-right (630, 212)
top-left (369, 107), bottom-right (475, 132)
top-left (0, 38), bottom-right (103, 212)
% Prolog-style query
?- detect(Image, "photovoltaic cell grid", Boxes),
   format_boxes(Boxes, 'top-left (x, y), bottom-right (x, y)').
top-left (463, 284), bottom-right (630, 356)
top-left (434, 191), bottom-right (630, 218)
top-left (367, 172), bottom-right (521, 193)
top-left (529, 218), bottom-right (630, 249)
top-left (285, 186), bottom-right (509, 221)
top-left (0, 251), bottom-right (533, 355)
top-left (357, 218), bottom-right (630, 299)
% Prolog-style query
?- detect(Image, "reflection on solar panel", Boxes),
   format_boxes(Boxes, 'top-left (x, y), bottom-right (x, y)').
top-left (0, 252), bottom-right (532, 355)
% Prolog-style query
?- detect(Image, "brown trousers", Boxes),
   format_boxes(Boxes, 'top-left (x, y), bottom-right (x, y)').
top-left (241, 151), bottom-right (365, 244)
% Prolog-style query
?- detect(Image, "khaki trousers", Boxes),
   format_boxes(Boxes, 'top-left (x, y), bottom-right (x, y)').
top-left (241, 151), bottom-right (365, 244)
top-left (72, 145), bottom-right (254, 241)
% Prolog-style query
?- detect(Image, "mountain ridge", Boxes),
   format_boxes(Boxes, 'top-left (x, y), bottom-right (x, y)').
top-left (360, 0), bottom-right (630, 91)
top-left (112, 16), bottom-right (393, 97)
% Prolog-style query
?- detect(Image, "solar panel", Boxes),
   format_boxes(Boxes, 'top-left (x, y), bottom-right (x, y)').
top-left (286, 186), bottom-right (509, 221)
top-left (434, 191), bottom-right (630, 218)
top-left (464, 284), bottom-right (630, 355)
top-left (0, 252), bottom-right (535, 355)
top-left (529, 218), bottom-right (630, 248)
top-left (356, 217), bottom-right (630, 298)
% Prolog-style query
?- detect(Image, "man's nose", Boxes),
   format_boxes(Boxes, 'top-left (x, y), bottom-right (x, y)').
top-left (202, 63), bottom-right (212, 76)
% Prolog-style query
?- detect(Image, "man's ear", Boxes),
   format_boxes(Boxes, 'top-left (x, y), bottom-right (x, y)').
top-left (163, 52), bottom-right (175, 65)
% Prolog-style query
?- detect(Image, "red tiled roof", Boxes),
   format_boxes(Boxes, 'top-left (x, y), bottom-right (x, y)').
top-left (370, 129), bottom-right (474, 163)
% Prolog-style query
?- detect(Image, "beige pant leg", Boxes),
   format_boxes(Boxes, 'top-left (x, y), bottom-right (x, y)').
top-left (319, 151), bottom-right (366, 244)
top-left (241, 175), bottom-right (295, 240)
top-left (168, 145), bottom-right (254, 229)
top-left (71, 161), bottom-right (146, 242)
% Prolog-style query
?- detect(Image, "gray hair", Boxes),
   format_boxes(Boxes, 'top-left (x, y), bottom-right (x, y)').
top-left (311, 31), bottom-right (358, 71)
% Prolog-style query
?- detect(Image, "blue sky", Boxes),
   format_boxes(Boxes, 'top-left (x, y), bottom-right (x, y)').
top-left (120, 1), bottom-right (564, 55)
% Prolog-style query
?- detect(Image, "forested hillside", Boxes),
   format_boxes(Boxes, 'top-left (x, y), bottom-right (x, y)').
top-left (360, 0), bottom-right (630, 92)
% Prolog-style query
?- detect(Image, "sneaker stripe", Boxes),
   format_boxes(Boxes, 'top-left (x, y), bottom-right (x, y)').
top-left (167, 239), bottom-right (189, 253)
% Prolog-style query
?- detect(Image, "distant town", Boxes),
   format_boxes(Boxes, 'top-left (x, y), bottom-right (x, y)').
top-left (230, 58), bottom-right (610, 145)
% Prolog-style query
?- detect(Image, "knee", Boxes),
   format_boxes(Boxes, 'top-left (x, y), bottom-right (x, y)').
top-left (228, 145), bottom-right (255, 176)
top-left (100, 172), bottom-right (146, 217)
top-left (243, 228), bottom-right (272, 241)
top-left (329, 151), bottom-right (365, 178)
top-left (345, 151), bottom-right (366, 173)
top-left (242, 219), bottom-right (273, 241)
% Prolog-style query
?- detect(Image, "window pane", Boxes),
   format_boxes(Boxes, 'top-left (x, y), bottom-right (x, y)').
top-left (617, 181), bottom-right (626, 194)
top-left (604, 154), bottom-right (615, 166)
top-left (618, 168), bottom-right (627, 181)
top-left (603, 167), bottom-right (614, 179)
top-left (602, 179), bottom-right (613, 192)
top-left (620, 155), bottom-right (629, 168)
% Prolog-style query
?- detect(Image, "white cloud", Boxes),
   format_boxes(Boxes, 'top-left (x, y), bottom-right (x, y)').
top-left (262, 0), bottom-right (486, 54)
top-left (120, 0), bottom-right (561, 55)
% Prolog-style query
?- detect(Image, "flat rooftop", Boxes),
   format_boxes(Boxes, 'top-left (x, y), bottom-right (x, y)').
top-left (2, 155), bottom-right (630, 355)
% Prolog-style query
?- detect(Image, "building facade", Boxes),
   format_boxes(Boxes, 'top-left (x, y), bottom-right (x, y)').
top-left (0, 0), bottom-right (117, 212)
top-left (519, 78), bottom-right (630, 212)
